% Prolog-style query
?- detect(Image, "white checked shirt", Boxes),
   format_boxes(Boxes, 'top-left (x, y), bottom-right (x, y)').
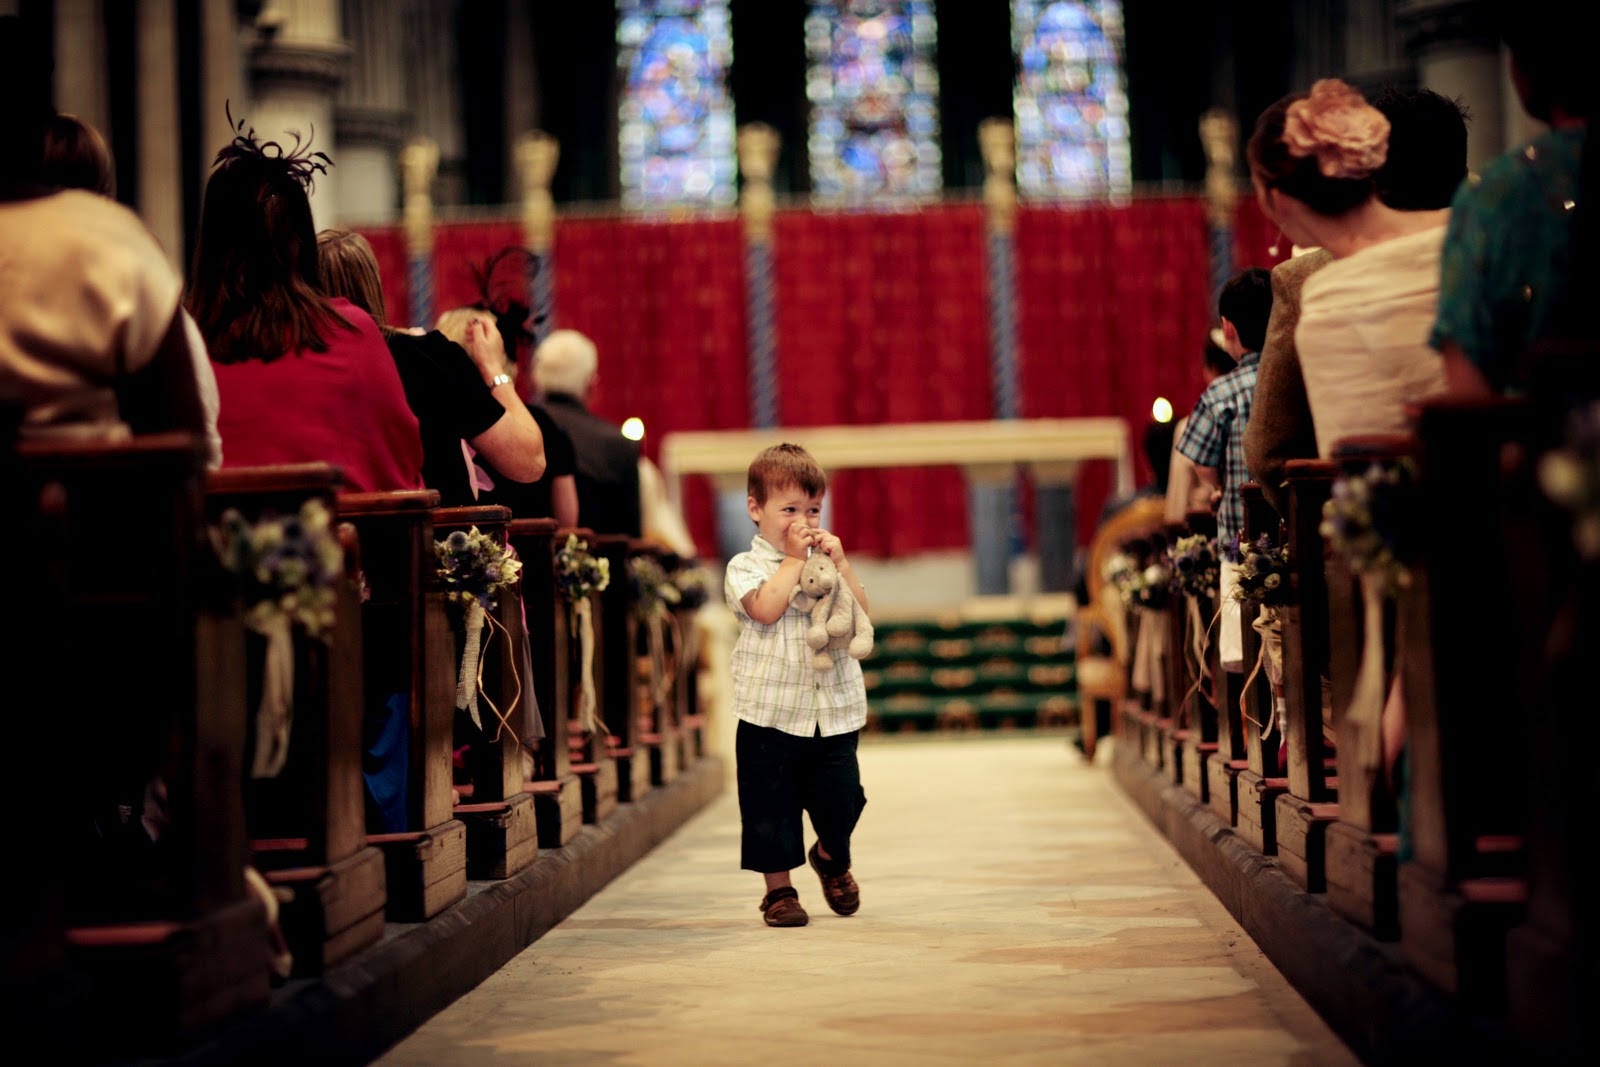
top-left (724, 535), bottom-right (868, 738)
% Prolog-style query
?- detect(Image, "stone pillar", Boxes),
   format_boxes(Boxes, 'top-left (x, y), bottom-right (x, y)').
top-left (400, 137), bottom-right (438, 329)
top-left (514, 130), bottom-right (560, 364)
top-left (1398, 0), bottom-right (1506, 169)
top-left (976, 118), bottom-right (1023, 595)
top-left (53, 0), bottom-right (110, 140)
top-left (335, 0), bottom-right (408, 225)
top-left (404, 0), bottom-right (466, 208)
top-left (198, 0), bottom-right (249, 193)
top-left (247, 0), bottom-right (350, 228)
top-left (137, 0), bottom-right (184, 267)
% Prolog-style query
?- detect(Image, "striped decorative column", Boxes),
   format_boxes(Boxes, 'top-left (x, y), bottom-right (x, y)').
top-left (1200, 109), bottom-right (1240, 305)
top-left (515, 132), bottom-right (561, 354)
top-left (714, 123), bottom-right (784, 561)
top-left (400, 137), bottom-right (439, 329)
top-left (974, 119), bottom-right (1022, 596)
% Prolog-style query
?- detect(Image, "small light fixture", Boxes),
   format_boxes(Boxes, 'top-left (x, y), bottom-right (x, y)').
top-left (1151, 397), bottom-right (1173, 424)
top-left (621, 417), bottom-right (645, 441)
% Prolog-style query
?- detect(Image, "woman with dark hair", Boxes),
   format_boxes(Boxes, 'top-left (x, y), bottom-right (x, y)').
top-left (186, 113), bottom-right (422, 492)
top-left (1246, 80), bottom-right (1451, 457)
top-left (316, 228), bottom-right (546, 507)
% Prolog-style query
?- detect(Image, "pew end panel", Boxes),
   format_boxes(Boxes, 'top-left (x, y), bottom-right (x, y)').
top-left (337, 489), bottom-right (467, 921)
top-left (434, 505), bottom-right (538, 881)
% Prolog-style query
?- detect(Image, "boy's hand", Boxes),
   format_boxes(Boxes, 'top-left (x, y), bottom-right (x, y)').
top-left (811, 528), bottom-right (846, 568)
top-left (783, 523), bottom-right (815, 560)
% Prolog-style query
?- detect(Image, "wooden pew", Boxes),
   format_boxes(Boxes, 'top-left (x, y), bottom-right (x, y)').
top-left (670, 564), bottom-right (709, 764)
top-left (1273, 459), bottom-right (1341, 892)
top-left (205, 464), bottom-right (387, 977)
top-left (595, 534), bottom-right (654, 804)
top-left (8, 433), bottom-right (269, 1056)
top-left (1176, 509), bottom-right (1222, 807)
top-left (1205, 508), bottom-right (1250, 827)
top-left (1234, 483), bottom-right (1288, 855)
top-left (506, 518), bottom-right (584, 848)
top-left (1157, 523), bottom-right (1188, 784)
top-left (433, 505), bottom-right (539, 880)
top-left (336, 490), bottom-right (468, 921)
top-left (1397, 398), bottom-right (1529, 1012)
top-left (560, 528), bottom-right (620, 824)
top-left (1321, 439), bottom-right (1408, 939)
top-left (630, 541), bottom-right (683, 788)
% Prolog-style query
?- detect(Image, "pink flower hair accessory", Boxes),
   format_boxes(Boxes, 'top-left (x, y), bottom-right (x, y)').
top-left (1283, 79), bottom-right (1391, 180)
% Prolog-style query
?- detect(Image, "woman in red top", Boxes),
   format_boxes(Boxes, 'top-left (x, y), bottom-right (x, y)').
top-left (186, 112), bottom-right (422, 492)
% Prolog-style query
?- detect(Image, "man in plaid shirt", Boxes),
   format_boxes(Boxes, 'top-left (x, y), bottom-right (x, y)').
top-left (1177, 267), bottom-right (1273, 669)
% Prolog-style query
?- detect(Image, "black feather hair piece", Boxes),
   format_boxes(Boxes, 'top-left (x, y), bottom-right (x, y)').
top-left (469, 246), bottom-right (550, 353)
top-left (213, 100), bottom-right (333, 189)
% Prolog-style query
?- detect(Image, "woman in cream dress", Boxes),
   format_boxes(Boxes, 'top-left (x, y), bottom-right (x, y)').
top-left (1246, 79), bottom-right (1451, 456)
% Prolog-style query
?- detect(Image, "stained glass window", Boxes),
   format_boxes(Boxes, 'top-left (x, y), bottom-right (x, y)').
top-left (617, 0), bottom-right (736, 208)
top-left (1011, 0), bottom-right (1131, 200)
top-left (805, 1), bottom-right (942, 202)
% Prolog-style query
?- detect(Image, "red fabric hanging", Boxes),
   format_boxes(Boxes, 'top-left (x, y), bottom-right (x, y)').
top-left (430, 220), bottom-right (528, 326)
top-left (354, 226), bottom-right (411, 330)
top-left (1015, 197), bottom-right (1214, 548)
top-left (553, 216), bottom-right (749, 557)
top-left (771, 204), bottom-right (991, 558)
top-left (1233, 195), bottom-right (1293, 272)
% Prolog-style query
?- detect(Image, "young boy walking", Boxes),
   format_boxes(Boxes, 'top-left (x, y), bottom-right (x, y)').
top-left (723, 443), bottom-right (870, 927)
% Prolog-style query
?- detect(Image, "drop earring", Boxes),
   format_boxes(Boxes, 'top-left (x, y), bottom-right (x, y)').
top-left (1267, 229), bottom-right (1284, 258)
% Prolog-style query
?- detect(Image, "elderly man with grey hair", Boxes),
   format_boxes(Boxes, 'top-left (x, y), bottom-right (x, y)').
top-left (532, 328), bottom-right (642, 538)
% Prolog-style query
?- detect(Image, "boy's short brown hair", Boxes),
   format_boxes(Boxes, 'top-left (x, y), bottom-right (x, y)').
top-left (747, 443), bottom-right (826, 504)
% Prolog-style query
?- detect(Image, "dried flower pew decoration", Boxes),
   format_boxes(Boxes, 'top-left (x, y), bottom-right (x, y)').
top-left (212, 498), bottom-right (343, 778)
top-left (629, 555), bottom-right (683, 723)
top-left (1539, 398), bottom-right (1600, 561)
top-left (1230, 532), bottom-right (1293, 739)
top-left (436, 526), bottom-right (523, 738)
top-left (1166, 533), bottom-right (1221, 598)
top-left (1319, 458), bottom-right (1418, 597)
top-left (555, 535), bottom-right (611, 737)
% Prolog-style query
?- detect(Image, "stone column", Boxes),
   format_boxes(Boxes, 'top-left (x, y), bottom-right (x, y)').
top-left (404, 0), bottom-right (466, 208)
top-left (198, 0), bottom-right (249, 193)
top-left (137, 0), bottom-right (184, 267)
top-left (514, 130), bottom-right (560, 358)
top-left (247, 0), bottom-right (350, 228)
top-left (976, 118), bottom-right (1023, 595)
top-left (52, 0), bottom-right (110, 140)
top-left (400, 137), bottom-right (438, 329)
top-left (335, 0), bottom-right (409, 225)
top-left (1398, 0), bottom-right (1505, 169)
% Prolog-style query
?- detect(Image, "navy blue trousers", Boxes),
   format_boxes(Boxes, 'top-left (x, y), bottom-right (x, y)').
top-left (736, 719), bottom-right (867, 874)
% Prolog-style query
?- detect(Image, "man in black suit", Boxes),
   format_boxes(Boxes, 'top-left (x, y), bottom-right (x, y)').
top-left (532, 328), bottom-right (642, 537)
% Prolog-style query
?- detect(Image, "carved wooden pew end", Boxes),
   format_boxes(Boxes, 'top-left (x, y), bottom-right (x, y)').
top-left (569, 759), bottom-right (620, 824)
top-left (1179, 736), bottom-right (1216, 805)
top-left (1325, 827), bottom-right (1400, 939)
top-left (1235, 772), bottom-right (1289, 856)
top-left (1206, 758), bottom-right (1248, 827)
top-left (367, 824), bottom-right (469, 922)
top-left (259, 847), bottom-right (388, 976)
top-left (452, 796), bottom-right (540, 881)
top-left (1399, 866), bottom-right (1529, 1012)
top-left (523, 777), bottom-right (585, 849)
top-left (1273, 797), bottom-right (1340, 893)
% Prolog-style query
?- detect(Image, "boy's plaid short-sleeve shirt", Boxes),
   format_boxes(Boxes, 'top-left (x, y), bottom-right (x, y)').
top-left (723, 535), bottom-right (868, 737)
top-left (1176, 351), bottom-right (1260, 546)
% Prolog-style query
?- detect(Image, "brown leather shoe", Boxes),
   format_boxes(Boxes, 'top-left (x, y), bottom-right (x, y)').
top-left (808, 842), bottom-right (860, 916)
top-left (760, 887), bottom-right (809, 927)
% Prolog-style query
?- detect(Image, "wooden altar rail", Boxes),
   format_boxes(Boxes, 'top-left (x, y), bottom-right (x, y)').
top-left (3, 437), bottom-right (723, 1063)
top-left (660, 417), bottom-right (1134, 496)
top-left (1106, 395), bottom-right (1588, 1063)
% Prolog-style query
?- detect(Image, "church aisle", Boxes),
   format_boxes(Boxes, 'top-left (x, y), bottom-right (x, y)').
top-left (378, 735), bottom-right (1361, 1066)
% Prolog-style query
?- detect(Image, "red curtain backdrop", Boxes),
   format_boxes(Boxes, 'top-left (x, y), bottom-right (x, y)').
top-left (429, 220), bottom-right (528, 325)
top-left (353, 226), bottom-right (411, 329)
top-left (771, 204), bottom-right (992, 558)
top-left (1015, 197), bottom-right (1215, 547)
top-left (554, 216), bottom-right (750, 556)
top-left (1233, 195), bottom-right (1293, 273)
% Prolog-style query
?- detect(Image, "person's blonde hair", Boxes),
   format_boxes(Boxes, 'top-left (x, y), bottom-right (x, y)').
top-left (435, 306), bottom-right (497, 349)
top-left (316, 229), bottom-right (389, 332)
top-left (532, 329), bottom-right (598, 398)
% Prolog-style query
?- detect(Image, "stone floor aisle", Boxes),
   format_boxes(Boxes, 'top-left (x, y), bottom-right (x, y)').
top-left (377, 734), bottom-right (1362, 1066)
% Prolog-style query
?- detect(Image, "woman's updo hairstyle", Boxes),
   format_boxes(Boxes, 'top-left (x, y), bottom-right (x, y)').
top-left (1247, 79), bottom-right (1391, 218)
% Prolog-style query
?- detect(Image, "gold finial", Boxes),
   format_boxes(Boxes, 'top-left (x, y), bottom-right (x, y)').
top-left (1199, 108), bottom-right (1239, 227)
top-left (978, 117), bottom-right (1017, 235)
top-left (400, 137), bottom-right (438, 257)
top-left (737, 123), bottom-right (781, 242)
top-left (515, 131), bottom-right (561, 253)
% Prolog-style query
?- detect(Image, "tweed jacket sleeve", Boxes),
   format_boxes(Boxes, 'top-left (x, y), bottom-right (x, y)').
top-left (1244, 249), bottom-right (1332, 515)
